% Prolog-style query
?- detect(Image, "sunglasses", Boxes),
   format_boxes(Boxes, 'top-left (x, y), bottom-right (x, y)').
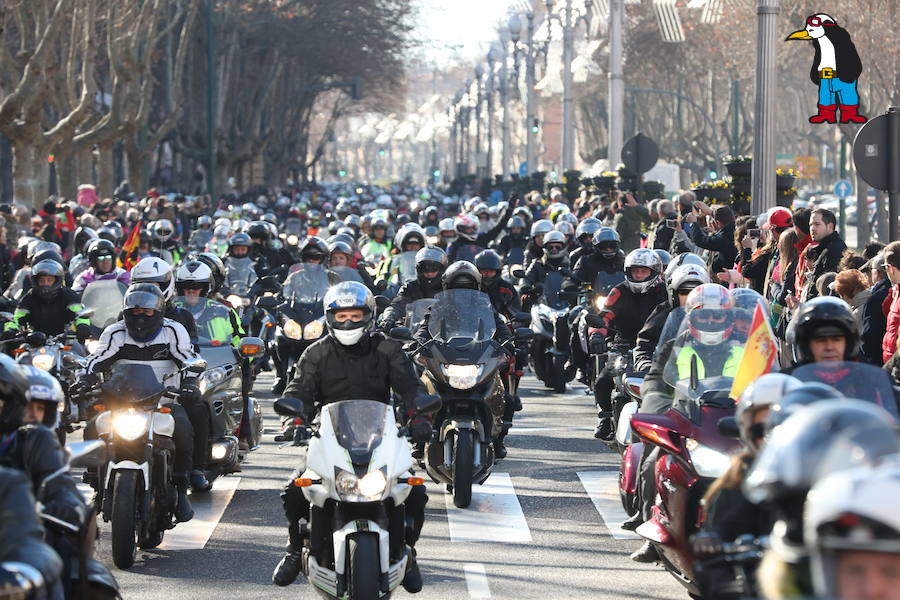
top-left (96, 254), bottom-right (113, 261)
top-left (692, 309), bottom-right (727, 324)
top-left (545, 243), bottom-right (564, 251)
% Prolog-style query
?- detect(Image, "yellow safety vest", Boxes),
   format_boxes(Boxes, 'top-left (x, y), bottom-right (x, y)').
top-left (676, 344), bottom-right (743, 380)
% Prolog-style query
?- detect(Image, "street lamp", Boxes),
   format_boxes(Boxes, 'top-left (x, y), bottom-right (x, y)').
top-left (509, 7), bottom-right (544, 177)
top-left (545, 0), bottom-right (592, 172)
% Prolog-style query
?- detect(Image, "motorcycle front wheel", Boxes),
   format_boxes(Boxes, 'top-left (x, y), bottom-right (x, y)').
top-left (347, 532), bottom-right (381, 600)
top-left (452, 429), bottom-right (475, 508)
top-left (111, 470), bottom-right (139, 569)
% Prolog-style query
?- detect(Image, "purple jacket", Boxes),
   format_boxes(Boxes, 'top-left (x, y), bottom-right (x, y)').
top-left (72, 268), bottom-right (130, 293)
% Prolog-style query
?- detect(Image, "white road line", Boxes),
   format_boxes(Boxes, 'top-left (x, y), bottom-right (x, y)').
top-left (445, 473), bottom-right (532, 543)
top-left (463, 563), bottom-right (492, 598)
top-left (506, 426), bottom-right (594, 434)
top-left (158, 476), bottom-right (241, 550)
top-left (577, 471), bottom-right (640, 540)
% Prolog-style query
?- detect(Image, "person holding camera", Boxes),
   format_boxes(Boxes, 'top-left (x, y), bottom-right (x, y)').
top-left (683, 202), bottom-right (738, 281)
top-left (610, 192), bottom-right (651, 253)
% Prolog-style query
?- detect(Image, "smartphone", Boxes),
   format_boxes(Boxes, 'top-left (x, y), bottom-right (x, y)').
top-left (666, 219), bottom-right (678, 228)
top-left (749, 229), bottom-right (761, 238)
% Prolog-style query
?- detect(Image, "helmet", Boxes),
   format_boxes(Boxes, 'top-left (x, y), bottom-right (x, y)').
top-left (513, 206), bottom-right (532, 225)
top-left (558, 212), bottom-right (578, 227)
top-left (685, 283), bottom-right (735, 345)
top-left (730, 288), bottom-right (769, 314)
top-left (122, 283), bottom-right (166, 341)
top-left (474, 249), bottom-right (503, 287)
top-left (575, 218), bottom-right (602, 242)
top-left (507, 216), bottom-right (526, 234)
top-left (455, 215), bottom-right (478, 241)
top-left (415, 246), bottom-right (447, 287)
top-left (197, 215), bottom-right (213, 228)
top-left (192, 252), bottom-right (226, 294)
top-left (344, 214), bottom-right (361, 231)
top-left (0, 354), bottom-right (30, 434)
top-left (328, 240), bottom-right (354, 263)
top-left (323, 281), bottom-right (375, 346)
top-left (131, 256), bottom-right (175, 301)
top-left (87, 239), bottom-right (117, 272)
top-left (32, 249), bottom-right (64, 270)
top-left (592, 227), bottom-right (621, 258)
top-left (214, 217), bottom-right (232, 230)
top-left (175, 260), bottom-right (212, 296)
top-left (327, 220), bottom-right (344, 236)
top-left (623, 249), bottom-right (662, 294)
top-left (654, 249), bottom-right (671, 270)
top-left (667, 264), bottom-right (709, 303)
top-left (542, 230), bottom-right (567, 261)
top-left (530, 219), bottom-right (553, 239)
top-left (664, 252), bottom-right (706, 281)
top-left (786, 297), bottom-right (860, 364)
top-left (439, 217), bottom-right (456, 236)
top-left (246, 221), bottom-right (271, 243)
top-left (805, 462), bottom-right (900, 599)
top-left (299, 236), bottom-right (329, 263)
top-left (20, 365), bottom-right (64, 428)
top-left (262, 213), bottom-right (278, 226)
top-left (29, 241), bottom-right (61, 265)
top-left (472, 203), bottom-right (490, 218)
top-left (442, 261), bottom-right (482, 290)
top-left (74, 227), bottom-right (98, 255)
top-left (554, 221), bottom-right (575, 238)
top-left (31, 260), bottom-right (64, 300)
top-left (395, 225), bottom-right (426, 251)
top-left (736, 374), bottom-right (802, 451)
top-left (548, 202), bottom-right (570, 223)
top-left (97, 226), bottom-right (121, 246)
top-left (766, 382), bottom-right (846, 430)
top-left (227, 232), bottom-right (252, 257)
top-left (152, 219), bottom-right (175, 243)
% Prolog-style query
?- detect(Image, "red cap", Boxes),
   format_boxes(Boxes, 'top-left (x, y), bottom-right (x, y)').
top-left (764, 207), bottom-right (793, 229)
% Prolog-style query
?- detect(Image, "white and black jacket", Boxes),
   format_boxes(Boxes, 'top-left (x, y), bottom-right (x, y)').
top-left (84, 317), bottom-right (197, 384)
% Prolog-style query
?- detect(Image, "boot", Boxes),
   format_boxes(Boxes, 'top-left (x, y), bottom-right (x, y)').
top-left (272, 549), bottom-right (304, 587)
top-left (630, 541), bottom-right (659, 563)
top-left (839, 104), bottom-right (867, 124)
top-left (271, 377), bottom-right (286, 395)
top-left (493, 437), bottom-right (508, 460)
top-left (512, 394), bottom-right (523, 412)
top-left (174, 486), bottom-right (194, 523)
top-left (620, 512), bottom-right (643, 531)
top-left (190, 470), bottom-right (211, 493)
top-left (593, 412), bottom-right (614, 441)
top-left (808, 104), bottom-right (837, 124)
top-left (402, 548), bottom-right (423, 593)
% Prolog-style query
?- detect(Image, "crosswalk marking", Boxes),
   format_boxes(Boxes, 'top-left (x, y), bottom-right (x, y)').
top-left (576, 471), bottom-right (640, 540)
top-left (445, 473), bottom-right (532, 543)
top-left (464, 563), bottom-right (492, 598)
top-left (158, 476), bottom-right (241, 550)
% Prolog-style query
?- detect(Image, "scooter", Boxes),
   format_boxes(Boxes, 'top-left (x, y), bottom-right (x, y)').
top-left (273, 395), bottom-right (441, 600)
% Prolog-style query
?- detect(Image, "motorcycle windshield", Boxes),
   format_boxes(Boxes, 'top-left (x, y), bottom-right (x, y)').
top-left (428, 289), bottom-right (496, 342)
top-left (173, 297), bottom-right (234, 346)
top-left (331, 266), bottom-right (363, 283)
top-left (81, 279), bottom-right (128, 329)
top-left (541, 271), bottom-right (568, 310)
top-left (658, 307), bottom-right (687, 348)
top-left (406, 298), bottom-right (436, 330)
top-left (190, 230), bottom-right (212, 248)
top-left (284, 264), bottom-right (330, 304)
top-left (593, 271), bottom-right (626, 296)
top-left (103, 363), bottom-right (164, 404)
top-left (453, 244), bottom-right (481, 263)
top-left (395, 251), bottom-right (418, 283)
top-left (225, 257), bottom-right (257, 296)
top-left (326, 400), bottom-right (388, 463)
top-left (285, 219), bottom-right (304, 235)
top-left (792, 362), bottom-right (899, 420)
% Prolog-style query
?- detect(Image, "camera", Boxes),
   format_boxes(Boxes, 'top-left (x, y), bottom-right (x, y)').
top-left (748, 229), bottom-right (761, 238)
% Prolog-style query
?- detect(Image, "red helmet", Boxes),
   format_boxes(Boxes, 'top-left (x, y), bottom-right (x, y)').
top-left (455, 215), bottom-right (478, 241)
top-left (686, 283), bottom-right (735, 345)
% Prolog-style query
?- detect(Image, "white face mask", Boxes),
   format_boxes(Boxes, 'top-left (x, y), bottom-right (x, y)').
top-left (332, 327), bottom-right (365, 346)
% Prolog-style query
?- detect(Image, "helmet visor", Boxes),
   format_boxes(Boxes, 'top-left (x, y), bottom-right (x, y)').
top-left (124, 290), bottom-right (164, 312)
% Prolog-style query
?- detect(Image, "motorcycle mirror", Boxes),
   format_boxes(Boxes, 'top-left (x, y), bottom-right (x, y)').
top-left (511, 267), bottom-right (526, 279)
top-left (274, 396), bottom-right (306, 417)
top-left (414, 394), bottom-right (442, 415)
top-left (514, 327), bottom-right (534, 342)
top-left (585, 313), bottom-right (605, 328)
top-left (390, 326), bottom-right (412, 340)
top-left (256, 296), bottom-right (278, 310)
top-left (184, 356), bottom-right (208, 373)
top-left (66, 440), bottom-right (107, 469)
top-left (717, 416), bottom-right (740, 439)
top-left (239, 337), bottom-right (265, 357)
top-left (25, 331), bottom-right (47, 347)
top-left (76, 308), bottom-right (95, 320)
top-left (374, 295), bottom-right (391, 309)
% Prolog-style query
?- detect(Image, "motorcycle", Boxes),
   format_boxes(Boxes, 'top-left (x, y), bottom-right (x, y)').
top-left (400, 288), bottom-right (530, 508)
top-left (790, 360), bottom-right (900, 420)
top-left (528, 270), bottom-right (571, 393)
top-left (273, 395), bottom-right (441, 600)
top-left (224, 256), bottom-right (258, 319)
top-left (88, 358), bottom-right (207, 569)
top-left (174, 296), bottom-right (266, 481)
top-left (380, 251), bottom-right (418, 300)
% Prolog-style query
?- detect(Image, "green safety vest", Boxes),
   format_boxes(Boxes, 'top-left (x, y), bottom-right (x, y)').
top-left (676, 344), bottom-right (743, 380)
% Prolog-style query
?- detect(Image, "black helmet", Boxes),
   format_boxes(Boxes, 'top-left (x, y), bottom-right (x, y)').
top-left (415, 246), bottom-right (447, 289)
top-left (31, 259), bottom-right (64, 300)
top-left (329, 240), bottom-right (354, 262)
top-left (786, 297), bottom-right (860, 364)
top-left (97, 225), bottom-right (120, 245)
top-left (192, 252), bottom-right (226, 294)
top-left (20, 365), bottom-right (64, 428)
top-left (299, 236), bottom-right (329, 263)
top-left (227, 232), bottom-right (252, 257)
top-left (123, 283), bottom-right (166, 341)
top-left (0, 354), bottom-right (30, 434)
top-left (592, 227), bottom-right (621, 258)
top-left (575, 218), bottom-right (602, 243)
top-left (246, 221), bottom-right (271, 243)
top-left (87, 239), bottom-right (117, 272)
top-left (74, 226), bottom-right (98, 255)
top-left (766, 382), bottom-right (846, 430)
top-left (442, 260), bottom-right (482, 290)
top-left (474, 249), bottom-right (503, 288)
top-left (31, 249), bottom-right (64, 271)
top-left (327, 220), bottom-right (344, 236)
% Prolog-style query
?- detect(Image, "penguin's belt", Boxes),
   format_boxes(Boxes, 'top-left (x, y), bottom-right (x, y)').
top-left (818, 68), bottom-right (836, 79)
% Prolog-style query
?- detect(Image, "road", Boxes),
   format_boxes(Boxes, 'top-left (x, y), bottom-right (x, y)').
top-left (86, 372), bottom-right (684, 600)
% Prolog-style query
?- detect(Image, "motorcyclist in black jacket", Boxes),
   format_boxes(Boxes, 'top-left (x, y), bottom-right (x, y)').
top-left (247, 221), bottom-right (292, 279)
top-left (568, 218), bottom-right (603, 268)
top-left (378, 246), bottom-right (447, 332)
top-left (273, 281), bottom-right (430, 593)
top-left (494, 216), bottom-right (528, 264)
top-left (523, 219), bottom-right (553, 269)
top-left (518, 230), bottom-right (571, 309)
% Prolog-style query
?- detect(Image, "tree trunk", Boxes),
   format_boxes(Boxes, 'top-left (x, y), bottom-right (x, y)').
top-left (33, 150), bottom-right (50, 207)
top-left (76, 146), bottom-right (94, 188)
top-left (55, 139), bottom-right (78, 202)
top-left (126, 146), bottom-right (146, 196)
top-left (98, 143), bottom-right (115, 199)
top-left (12, 141), bottom-right (35, 208)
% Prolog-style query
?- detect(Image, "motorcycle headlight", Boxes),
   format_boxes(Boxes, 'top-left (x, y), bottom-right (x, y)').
top-left (287, 234), bottom-right (299, 246)
top-left (335, 468), bottom-right (387, 501)
top-left (85, 339), bottom-right (100, 354)
top-left (31, 352), bottom-right (55, 371)
top-left (199, 366), bottom-right (227, 393)
top-left (113, 410), bottom-right (149, 441)
top-left (440, 363), bottom-right (483, 390)
top-left (685, 438), bottom-right (731, 478)
top-left (593, 295), bottom-right (607, 311)
top-left (303, 320), bottom-right (324, 340)
top-left (284, 319), bottom-right (304, 340)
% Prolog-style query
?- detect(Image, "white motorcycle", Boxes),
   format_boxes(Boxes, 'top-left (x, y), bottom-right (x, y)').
top-left (275, 395), bottom-right (440, 600)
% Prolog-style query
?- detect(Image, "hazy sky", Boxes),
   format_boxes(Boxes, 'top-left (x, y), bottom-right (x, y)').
top-left (415, 0), bottom-right (522, 65)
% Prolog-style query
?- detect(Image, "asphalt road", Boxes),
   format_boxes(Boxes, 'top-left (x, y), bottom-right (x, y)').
top-left (87, 372), bottom-right (684, 600)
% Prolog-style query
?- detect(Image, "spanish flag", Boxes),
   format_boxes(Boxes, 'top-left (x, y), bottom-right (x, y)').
top-left (730, 302), bottom-right (778, 400)
top-left (120, 221), bottom-right (142, 270)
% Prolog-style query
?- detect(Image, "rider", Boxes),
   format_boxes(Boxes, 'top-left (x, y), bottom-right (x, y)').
top-left (175, 261), bottom-right (245, 347)
top-left (447, 200), bottom-right (515, 262)
top-left (247, 221), bottom-right (291, 277)
top-left (569, 217), bottom-right (603, 267)
top-left (71, 238), bottom-right (131, 293)
top-left (495, 216), bottom-right (528, 264)
top-left (3, 259), bottom-right (92, 343)
top-left (130, 256), bottom-right (199, 345)
top-left (785, 296), bottom-right (860, 370)
top-left (273, 281), bottom-right (430, 593)
top-left (524, 219), bottom-right (553, 268)
top-left (518, 230), bottom-right (571, 307)
top-left (437, 217), bottom-right (456, 250)
top-left (592, 248), bottom-right (667, 440)
top-left (378, 246), bottom-right (448, 333)
top-left (572, 227), bottom-right (625, 282)
top-left (80, 283), bottom-right (202, 519)
top-left (188, 214), bottom-right (213, 249)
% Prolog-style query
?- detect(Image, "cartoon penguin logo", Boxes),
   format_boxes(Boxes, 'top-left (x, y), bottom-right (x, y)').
top-left (786, 13), bottom-right (866, 125)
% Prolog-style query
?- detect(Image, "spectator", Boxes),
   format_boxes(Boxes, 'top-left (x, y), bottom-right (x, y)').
top-left (860, 251), bottom-right (890, 364)
top-left (863, 241), bottom-right (886, 260)
top-left (651, 199), bottom-right (677, 252)
top-left (801, 208), bottom-right (846, 300)
top-left (684, 203), bottom-right (738, 281)
top-left (880, 241), bottom-right (900, 364)
top-left (838, 249), bottom-right (867, 272)
top-left (833, 269), bottom-right (870, 318)
top-left (792, 207), bottom-right (813, 299)
top-left (815, 271), bottom-right (837, 297)
top-left (610, 192), bottom-right (651, 253)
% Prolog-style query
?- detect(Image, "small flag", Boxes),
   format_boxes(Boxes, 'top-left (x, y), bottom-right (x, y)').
top-left (120, 220), bottom-right (142, 270)
top-left (730, 303), bottom-right (778, 400)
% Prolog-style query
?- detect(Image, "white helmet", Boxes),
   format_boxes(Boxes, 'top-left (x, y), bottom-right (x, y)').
top-left (530, 219), bottom-right (553, 239)
top-left (664, 252), bottom-right (706, 281)
top-left (131, 257), bottom-right (175, 301)
top-left (667, 264), bottom-right (710, 298)
top-left (736, 374), bottom-right (802, 451)
top-left (805, 462), bottom-right (900, 599)
top-left (152, 219), bottom-right (175, 243)
top-left (175, 260), bottom-right (212, 295)
top-left (623, 249), bottom-right (662, 294)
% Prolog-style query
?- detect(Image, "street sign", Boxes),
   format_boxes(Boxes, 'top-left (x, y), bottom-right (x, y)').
top-left (833, 179), bottom-right (853, 198)
top-left (621, 133), bottom-right (659, 175)
top-left (853, 111), bottom-right (898, 192)
top-left (518, 162), bottom-right (528, 177)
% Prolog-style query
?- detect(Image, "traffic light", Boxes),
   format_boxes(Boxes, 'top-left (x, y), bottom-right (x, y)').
top-left (531, 118), bottom-right (539, 134)
top-left (432, 169), bottom-right (441, 179)
top-left (709, 169), bottom-right (718, 180)
top-left (338, 170), bottom-right (347, 178)
top-left (378, 148), bottom-right (386, 157)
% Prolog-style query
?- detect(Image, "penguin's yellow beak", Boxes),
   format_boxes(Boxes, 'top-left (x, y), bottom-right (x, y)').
top-left (785, 29), bottom-right (812, 41)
